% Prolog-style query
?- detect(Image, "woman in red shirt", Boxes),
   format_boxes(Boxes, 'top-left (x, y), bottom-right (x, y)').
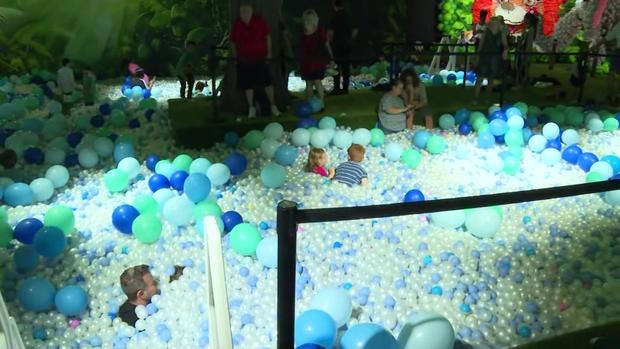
top-left (300, 9), bottom-right (334, 110)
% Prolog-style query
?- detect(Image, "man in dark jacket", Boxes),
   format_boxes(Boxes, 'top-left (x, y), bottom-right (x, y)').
top-left (328, 0), bottom-right (358, 95)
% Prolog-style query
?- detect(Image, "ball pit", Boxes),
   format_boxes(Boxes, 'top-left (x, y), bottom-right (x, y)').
top-left (1, 74), bottom-right (620, 349)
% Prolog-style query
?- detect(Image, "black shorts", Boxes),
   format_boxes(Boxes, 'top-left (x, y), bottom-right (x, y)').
top-left (611, 50), bottom-right (620, 73)
top-left (301, 69), bottom-right (326, 81)
top-left (237, 61), bottom-right (272, 90)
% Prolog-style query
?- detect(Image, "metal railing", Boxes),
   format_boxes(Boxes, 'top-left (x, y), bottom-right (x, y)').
top-left (275, 179), bottom-right (620, 348)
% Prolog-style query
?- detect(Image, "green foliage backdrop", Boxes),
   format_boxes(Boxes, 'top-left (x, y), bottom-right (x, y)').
top-left (0, 0), bottom-right (228, 77)
top-left (438, 0), bottom-right (474, 38)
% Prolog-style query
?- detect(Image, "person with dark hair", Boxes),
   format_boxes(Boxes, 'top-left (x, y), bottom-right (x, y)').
top-left (118, 265), bottom-right (159, 327)
top-left (515, 13), bottom-right (539, 86)
top-left (378, 79), bottom-right (413, 133)
top-left (401, 69), bottom-right (433, 129)
top-left (230, 1), bottom-right (281, 119)
top-left (328, 0), bottom-right (358, 95)
top-left (177, 41), bottom-right (199, 99)
top-left (473, 17), bottom-right (508, 104)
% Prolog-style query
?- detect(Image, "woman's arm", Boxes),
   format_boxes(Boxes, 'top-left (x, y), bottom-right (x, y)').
top-left (416, 86), bottom-right (428, 107)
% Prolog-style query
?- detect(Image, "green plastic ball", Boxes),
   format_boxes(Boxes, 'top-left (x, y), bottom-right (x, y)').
top-left (229, 223), bottom-right (262, 256)
top-left (133, 195), bottom-right (159, 215)
top-left (370, 128), bottom-right (385, 147)
top-left (173, 154), bottom-right (193, 172)
top-left (586, 172), bottom-right (605, 183)
top-left (132, 214), bottom-right (162, 244)
top-left (44, 205), bottom-right (75, 235)
top-left (243, 130), bottom-right (265, 149)
top-left (603, 117), bottom-right (619, 131)
top-left (401, 149), bottom-right (422, 169)
top-left (104, 169), bottom-right (129, 193)
top-left (0, 221), bottom-right (13, 248)
top-left (426, 135), bottom-right (446, 154)
top-left (193, 200), bottom-right (222, 220)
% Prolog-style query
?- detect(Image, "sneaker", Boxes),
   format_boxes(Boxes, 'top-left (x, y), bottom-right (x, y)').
top-left (248, 106), bottom-right (256, 119)
top-left (271, 105), bottom-right (281, 117)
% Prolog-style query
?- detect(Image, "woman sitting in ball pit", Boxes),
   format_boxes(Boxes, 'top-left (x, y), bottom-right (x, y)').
top-left (306, 148), bottom-right (335, 179)
top-left (401, 69), bottom-right (434, 129)
top-left (377, 79), bottom-right (413, 134)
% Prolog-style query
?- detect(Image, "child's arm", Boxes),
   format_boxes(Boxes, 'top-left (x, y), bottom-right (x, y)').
top-left (361, 177), bottom-right (368, 186)
top-left (328, 168), bottom-right (335, 179)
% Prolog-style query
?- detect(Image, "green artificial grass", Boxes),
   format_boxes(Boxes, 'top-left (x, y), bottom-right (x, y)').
top-left (169, 63), bottom-right (618, 149)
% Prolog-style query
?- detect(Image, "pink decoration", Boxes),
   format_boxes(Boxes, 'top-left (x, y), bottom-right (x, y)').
top-left (592, 0), bottom-right (608, 29)
top-left (69, 319), bottom-right (80, 329)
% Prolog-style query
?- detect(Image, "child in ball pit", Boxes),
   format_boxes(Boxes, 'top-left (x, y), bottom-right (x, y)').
top-left (333, 144), bottom-right (368, 186)
top-left (306, 148), bottom-right (335, 179)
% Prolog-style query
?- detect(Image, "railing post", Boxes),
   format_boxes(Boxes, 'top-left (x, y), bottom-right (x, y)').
top-left (277, 200), bottom-right (299, 349)
top-left (463, 42), bottom-right (469, 89)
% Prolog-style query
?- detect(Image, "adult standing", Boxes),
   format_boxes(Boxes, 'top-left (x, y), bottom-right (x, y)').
top-left (378, 79), bottom-right (413, 134)
top-left (605, 19), bottom-right (620, 105)
top-left (176, 41), bottom-right (199, 99)
top-left (473, 17), bottom-right (508, 104)
top-left (300, 9), bottom-right (334, 109)
top-left (230, 1), bottom-right (281, 119)
top-left (328, 0), bottom-right (358, 95)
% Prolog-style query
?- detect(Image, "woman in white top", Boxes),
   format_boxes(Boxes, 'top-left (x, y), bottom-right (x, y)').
top-left (400, 69), bottom-right (433, 129)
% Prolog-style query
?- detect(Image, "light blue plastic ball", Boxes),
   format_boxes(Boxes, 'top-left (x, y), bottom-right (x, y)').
top-left (157, 162), bottom-right (177, 180)
top-left (118, 157), bottom-right (140, 179)
top-left (93, 137), bottom-right (114, 157)
top-left (260, 139), bottom-right (281, 158)
top-left (507, 116), bottom-right (524, 129)
top-left (465, 207), bottom-right (502, 238)
top-left (162, 195), bottom-right (195, 227)
top-left (561, 129), bottom-right (579, 145)
top-left (431, 210), bottom-right (466, 229)
top-left (45, 148), bottom-right (66, 165)
top-left (587, 118), bottom-right (604, 132)
top-left (45, 165), bottom-right (69, 188)
top-left (541, 148), bottom-right (561, 166)
top-left (604, 190), bottom-right (620, 206)
top-left (505, 107), bottom-right (522, 119)
top-left (78, 148), bottom-right (99, 168)
top-left (291, 128), bottom-right (311, 147)
top-left (152, 188), bottom-right (174, 209)
top-left (29, 178), bottom-right (54, 202)
top-left (308, 287), bottom-right (353, 327)
top-left (385, 143), bottom-right (404, 161)
top-left (333, 131), bottom-right (353, 149)
top-left (340, 323), bottom-right (398, 349)
top-left (18, 277), bottom-right (55, 312)
top-left (54, 285), bottom-right (88, 316)
top-left (184, 173), bottom-right (211, 203)
top-left (542, 123), bottom-right (560, 140)
top-left (438, 114), bottom-right (455, 130)
top-left (489, 119), bottom-right (508, 136)
top-left (274, 145), bottom-right (298, 166)
top-left (528, 135), bottom-right (547, 153)
top-left (206, 163), bottom-right (231, 186)
top-left (352, 128), bottom-right (371, 146)
top-left (4, 183), bottom-right (34, 207)
top-left (412, 130), bottom-right (431, 149)
top-left (189, 158), bottom-right (212, 175)
top-left (295, 310), bottom-right (337, 348)
top-left (397, 312), bottom-right (454, 349)
top-left (602, 155), bottom-right (620, 174)
top-left (263, 122), bottom-right (284, 139)
top-left (261, 163), bottom-right (286, 188)
top-left (477, 132), bottom-right (495, 149)
top-left (113, 142), bottom-right (135, 163)
top-left (256, 235), bottom-right (278, 268)
top-left (590, 161), bottom-right (614, 179)
top-left (310, 130), bottom-right (330, 148)
top-left (318, 116), bottom-right (337, 130)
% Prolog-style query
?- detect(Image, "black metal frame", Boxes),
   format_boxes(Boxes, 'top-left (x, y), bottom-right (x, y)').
top-left (276, 179), bottom-right (620, 348)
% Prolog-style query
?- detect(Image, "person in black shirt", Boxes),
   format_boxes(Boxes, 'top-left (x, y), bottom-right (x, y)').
top-left (118, 265), bottom-right (159, 327)
top-left (328, 0), bottom-right (358, 95)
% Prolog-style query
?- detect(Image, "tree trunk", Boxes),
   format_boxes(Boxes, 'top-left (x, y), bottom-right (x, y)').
top-left (407, 0), bottom-right (438, 44)
top-left (220, 0), bottom-right (289, 115)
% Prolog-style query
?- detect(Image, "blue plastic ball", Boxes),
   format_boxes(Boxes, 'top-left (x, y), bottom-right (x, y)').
top-left (146, 154), bottom-right (160, 172)
top-left (54, 285), bottom-right (88, 316)
top-left (4, 183), bottom-right (34, 207)
top-left (224, 132), bottom-right (240, 147)
top-left (184, 173), bottom-right (211, 203)
top-left (169, 171), bottom-right (189, 191)
top-left (340, 323), bottom-right (399, 349)
top-left (148, 174), bottom-right (170, 192)
top-left (274, 145), bottom-right (299, 166)
top-left (128, 118), bottom-right (140, 129)
top-left (296, 102), bottom-right (313, 118)
top-left (547, 138), bottom-right (562, 151)
top-left (297, 118), bottom-right (318, 129)
top-left (90, 115), bottom-right (104, 127)
top-left (404, 190), bottom-right (425, 203)
top-left (489, 111), bottom-right (507, 121)
top-left (562, 145), bottom-right (582, 164)
top-left (578, 152), bottom-right (598, 172)
top-left (18, 277), bottom-right (55, 312)
top-left (256, 235), bottom-right (278, 268)
top-left (458, 123), bottom-right (472, 135)
top-left (99, 103), bottom-right (112, 115)
top-left (489, 119), bottom-right (508, 136)
top-left (112, 204), bottom-right (140, 235)
top-left (13, 245), bottom-right (39, 273)
top-left (602, 155), bottom-right (620, 175)
top-left (222, 211), bottom-right (243, 232)
top-left (113, 142), bottom-right (135, 163)
top-left (454, 109), bottom-right (470, 125)
top-left (66, 132), bottom-right (83, 148)
top-left (295, 310), bottom-right (337, 348)
top-left (14, 218), bottom-right (43, 244)
top-left (526, 116), bottom-right (539, 128)
top-left (64, 154), bottom-right (79, 167)
top-left (23, 147), bottom-right (44, 164)
top-left (477, 132), bottom-right (495, 149)
top-left (225, 152), bottom-right (248, 175)
top-left (412, 130), bottom-right (431, 149)
top-left (33, 226), bottom-right (66, 257)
